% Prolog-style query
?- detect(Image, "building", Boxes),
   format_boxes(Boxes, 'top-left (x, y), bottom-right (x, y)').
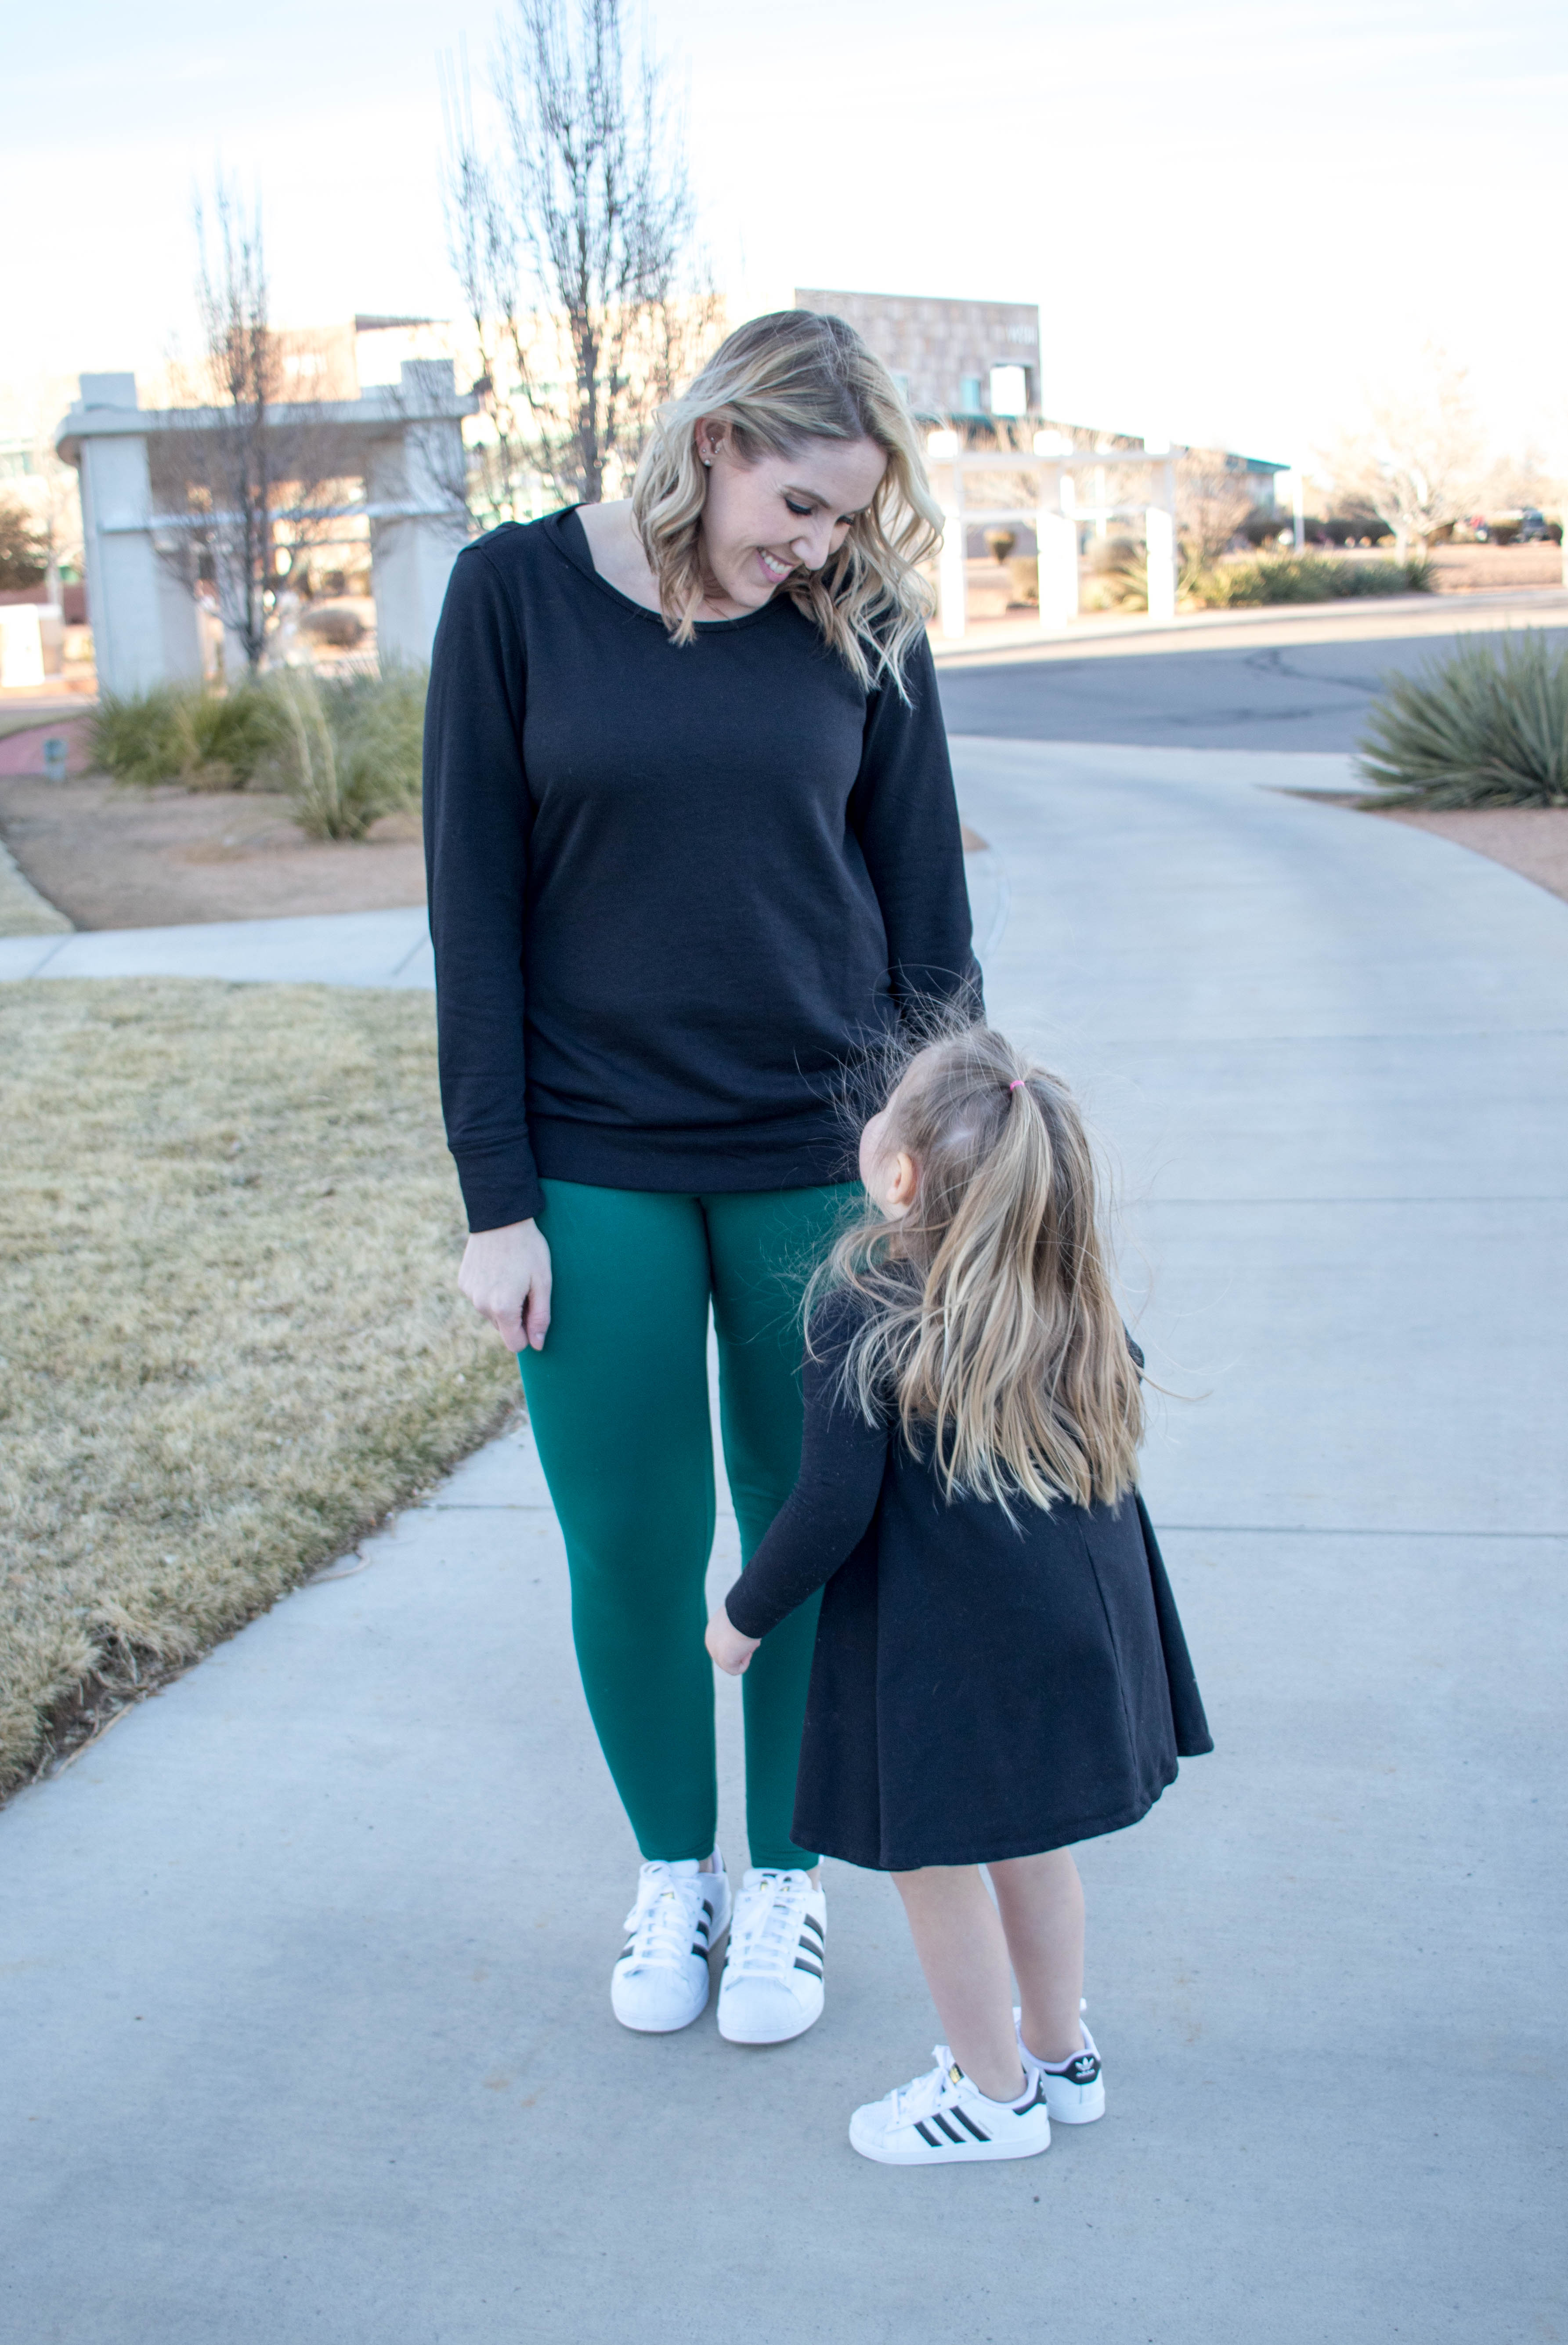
top-left (793, 287), bottom-right (1289, 511)
top-left (794, 289), bottom-right (1041, 422)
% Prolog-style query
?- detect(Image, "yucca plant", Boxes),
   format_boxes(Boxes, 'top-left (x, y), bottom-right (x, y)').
top-left (1357, 631), bottom-right (1568, 807)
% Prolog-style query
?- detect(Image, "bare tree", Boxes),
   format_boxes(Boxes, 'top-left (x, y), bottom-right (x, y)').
top-left (1175, 449), bottom-right (1255, 572)
top-left (1319, 350), bottom-right (1482, 559)
top-left (441, 0), bottom-right (721, 520)
top-left (161, 180), bottom-right (347, 670)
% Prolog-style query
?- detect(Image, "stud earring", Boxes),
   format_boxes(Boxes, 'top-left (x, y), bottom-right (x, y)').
top-left (701, 454), bottom-right (712, 466)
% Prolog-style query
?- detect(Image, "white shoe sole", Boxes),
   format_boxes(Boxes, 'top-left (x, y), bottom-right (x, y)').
top-left (849, 2112), bottom-right (1051, 2165)
top-left (1042, 2081), bottom-right (1105, 2124)
top-left (611, 1972), bottom-right (711, 2033)
top-left (716, 1987), bottom-right (823, 2045)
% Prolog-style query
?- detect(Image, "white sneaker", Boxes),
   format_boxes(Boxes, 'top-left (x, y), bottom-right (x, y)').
top-left (1015, 2002), bottom-right (1106, 2124)
top-left (849, 2047), bottom-right (1051, 2165)
top-left (716, 1867), bottom-right (826, 2044)
top-left (611, 1856), bottom-right (731, 2034)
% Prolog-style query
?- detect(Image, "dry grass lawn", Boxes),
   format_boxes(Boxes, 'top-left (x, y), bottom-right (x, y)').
top-left (0, 978), bottom-right (522, 1795)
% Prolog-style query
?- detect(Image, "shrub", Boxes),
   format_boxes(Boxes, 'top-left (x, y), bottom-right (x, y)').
top-left (0, 497), bottom-right (48, 590)
top-left (89, 680), bottom-right (284, 792)
top-left (87, 665), bottom-right (428, 836)
top-left (1356, 631), bottom-right (1568, 807)
top-left (300, 604), bottom-right (367, 650)
top-left (266, 663), bottom-right (426, 840)
top-left (1190, 555), bottom-right (1433, 607)
top-left (1006, 555), bottom-right (1039, 605)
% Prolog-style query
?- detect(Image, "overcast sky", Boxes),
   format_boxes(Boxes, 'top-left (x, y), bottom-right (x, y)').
top-left (4, 0), bottom-right (1564, 464)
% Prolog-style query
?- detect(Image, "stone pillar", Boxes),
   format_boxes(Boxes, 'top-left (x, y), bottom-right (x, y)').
top-left (1145, 464), bottom-right (1177, 622)
top-left (368, 362), bottom-right (471, 669)
top-left (73, 375), bottom-right (203, 697)
top-left (925, 431), bottom-right (966, 641)
top-left (1036, 468), bottom-right (1078, 627)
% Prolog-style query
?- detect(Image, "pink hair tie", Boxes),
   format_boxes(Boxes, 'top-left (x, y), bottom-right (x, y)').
top-left (1008, 1078), bottom-right (1025, 1092)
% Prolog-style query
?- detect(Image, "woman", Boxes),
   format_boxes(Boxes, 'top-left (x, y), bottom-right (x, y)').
top-left (423, 310), bottom-right (978, 2048)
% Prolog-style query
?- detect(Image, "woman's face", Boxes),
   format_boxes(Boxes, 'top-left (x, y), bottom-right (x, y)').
top-left (693, 422), bottom-right (888, 612)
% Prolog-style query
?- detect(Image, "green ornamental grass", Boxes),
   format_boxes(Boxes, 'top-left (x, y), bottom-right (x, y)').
top-left (88, 677), bottom-right (284, 792)
top-left (1357, 631), bottom-right (1568, 807)
top-left (87, 665), bottom-right (428, 840)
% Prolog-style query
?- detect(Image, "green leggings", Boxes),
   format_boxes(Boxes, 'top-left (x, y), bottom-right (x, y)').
top-left (518, 1178), bottom-right (856, 1872)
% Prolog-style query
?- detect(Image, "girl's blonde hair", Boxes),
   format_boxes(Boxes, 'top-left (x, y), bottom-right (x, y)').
top-left (630, 309), bottom-right (941, 696)
top-left (818, 1025), bottom-right (1144, 1513)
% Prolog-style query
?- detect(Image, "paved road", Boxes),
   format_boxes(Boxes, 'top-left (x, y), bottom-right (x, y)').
top-left (2, 745), bottom-right (1564, 2341)
top-left (937, 618), bottom-right (1568, 751)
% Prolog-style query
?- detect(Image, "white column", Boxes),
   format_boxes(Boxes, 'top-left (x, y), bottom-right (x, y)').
top-left (928, 431), bottom-right (966, 641)
top-left (1293, 472), bottom-right (1306, 555)
top-left (1145, 464), bottom-right (1177, 623)
top-left (368, 363), bottom-right (471, 668)
top-left (70, 376), bottom-right (202, 696)
top-left (1036, 468), bottom-right (1078, 628)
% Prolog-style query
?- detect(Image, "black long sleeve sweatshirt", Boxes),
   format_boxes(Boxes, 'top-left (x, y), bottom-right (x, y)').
top-left (422, 510), bottom-right (979, 1230)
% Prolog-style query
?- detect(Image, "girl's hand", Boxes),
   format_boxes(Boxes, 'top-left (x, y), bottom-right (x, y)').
top-left (706, 1604), bottom-right (760, 1677)
top-left (459, 1218), bottom-right (553, 1353)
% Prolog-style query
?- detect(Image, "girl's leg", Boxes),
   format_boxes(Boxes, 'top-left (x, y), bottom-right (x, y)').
top-left (704, 1183), bottom-right (859, 1873)
top-left (892, 1867), bottom-right (1028, 2103)
top-left (519, 1181), bottom-right (718, 1861)
top-left (989, 1849), bottom-right (1087, 2065)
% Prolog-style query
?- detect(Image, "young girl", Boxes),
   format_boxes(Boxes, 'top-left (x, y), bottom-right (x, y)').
top-left (705, 1024), bottom-right (1212, 2164)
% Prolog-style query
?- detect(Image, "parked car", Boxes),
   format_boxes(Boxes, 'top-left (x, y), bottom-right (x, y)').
top-left (1470, 508), bottom-right (1561, 545)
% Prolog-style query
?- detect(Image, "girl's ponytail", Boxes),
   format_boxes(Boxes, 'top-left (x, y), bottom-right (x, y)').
top-left (817, 1026), bottom-right (1143, 1513)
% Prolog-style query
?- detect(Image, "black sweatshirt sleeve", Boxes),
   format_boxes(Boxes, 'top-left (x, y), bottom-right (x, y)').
top-left (422, 542), bottom-right (542, 1231)
top-left (851, 632), bottom-right (983, 1017)
top-left (724, 1296), bottom-right (891, 1641)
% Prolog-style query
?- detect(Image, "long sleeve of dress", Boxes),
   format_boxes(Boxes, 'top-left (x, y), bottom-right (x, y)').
top-left (850, 632), bottom-right (983, 1018)
top-left (422, 545), bottom-right (542, 1232)
top-left (724, 1296), bottom-right (891, 1642)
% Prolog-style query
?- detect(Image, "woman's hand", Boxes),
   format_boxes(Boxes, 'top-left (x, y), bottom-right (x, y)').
top-left (705, 1603), bottom-right (761, 1677)
top-left (459, 1218), bottom-right (553, 1353)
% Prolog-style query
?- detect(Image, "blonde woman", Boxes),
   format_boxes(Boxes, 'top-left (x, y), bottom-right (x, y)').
top-left (706, 1026), bottom-right (1212, 2162)
top-left (423, 311), bottom-right (978, 2045)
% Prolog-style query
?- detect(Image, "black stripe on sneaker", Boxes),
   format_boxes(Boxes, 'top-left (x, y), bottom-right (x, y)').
top-left (801, 1914), bottom-right (824, 1943)
top-left (793, 1957), bottom-right (823, 1978)
top-left (932, 2113), bottom-right (965, 2143)
top-left (691, 1941), bottom-right (708, 1957)
top-left (953, 2107), bottom-right (991, 2142)
top-left (914, 2121), bottom-right (941, 2148)
top-left (695, 1917), bottom-right (710, 1941)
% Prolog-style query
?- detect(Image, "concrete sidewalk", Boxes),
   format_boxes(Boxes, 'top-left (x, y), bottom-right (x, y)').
top-left (2, 740), bottom-right (1564, 2342)
top-left (0, 742), bottom-right (1355, 985)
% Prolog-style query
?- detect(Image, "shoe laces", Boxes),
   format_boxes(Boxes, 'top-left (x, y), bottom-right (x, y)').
top-left (620, 1866), bottom-right (702, 1972)
top-left (888, 2047), bottom-right (961, 2125)
top-left (726, 1870), bottom-right (806, 1981)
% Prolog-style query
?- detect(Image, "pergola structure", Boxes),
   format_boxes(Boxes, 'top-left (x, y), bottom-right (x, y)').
top-left (56, 362), bottom-right (476, 695)
top-left (925, 434), bottom-right (1180, 636)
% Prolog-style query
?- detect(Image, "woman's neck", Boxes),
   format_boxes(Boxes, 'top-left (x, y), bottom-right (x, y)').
top-left (574, 498), bottom-right (752, 622)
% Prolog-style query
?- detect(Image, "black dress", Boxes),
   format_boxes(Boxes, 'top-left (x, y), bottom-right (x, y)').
top-left (723, 1293), bottom-right (1213, 1871)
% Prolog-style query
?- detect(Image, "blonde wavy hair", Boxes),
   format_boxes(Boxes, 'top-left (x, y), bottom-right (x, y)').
top-left (815, 1025), bottom-right (1145, 1513)
top-left (630, 309), bottom-right (941, 696)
